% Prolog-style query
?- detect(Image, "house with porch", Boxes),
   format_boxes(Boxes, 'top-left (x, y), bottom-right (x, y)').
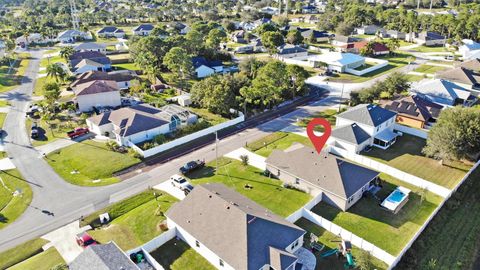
top-left (266, 144), bottom-right (380, 211)
top-left (166, 183), bottom-right (307, 270)
top-left (410, 79), bottom-right (476, 107)
top-left (329, 104), bottom-right (398, 153)
top-left (86, 104), bottom-right (197, 146)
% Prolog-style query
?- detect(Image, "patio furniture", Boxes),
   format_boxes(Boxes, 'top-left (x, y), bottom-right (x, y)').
top-left (310, 242), bottom-right (325, 252)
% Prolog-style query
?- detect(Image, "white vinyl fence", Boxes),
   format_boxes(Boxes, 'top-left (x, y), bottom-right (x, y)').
top-left (394, 124), bottom-right (428, 139)
top-left (286, 192), bottom-right (323, 223)
top-left (344, 57), bottom-right (389, 76)
top-left (328, 146), bottom-right (451, 197)
top-left (130, 113), bottom-right (245, 158)
top-left (280, 57), bottom-right (315, 68)
top-left (127, 228), bottom-right (177, 270)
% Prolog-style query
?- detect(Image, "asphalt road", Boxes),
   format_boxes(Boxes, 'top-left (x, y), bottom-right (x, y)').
top-left (0, 50), bottom-right (335, 252)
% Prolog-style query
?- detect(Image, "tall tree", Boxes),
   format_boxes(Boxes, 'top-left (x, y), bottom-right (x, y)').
top-left (59, 46), bottom-right (74, 61)
top-left (205, 28), bottom-right (227, 49)
top-left (46, 63), bottom-right (66, 82)
top-left (261, 31), bottom-right (285, 54)
top-left (286, 29), bottom-right (304, 45)
top-left (163, 47), bottom-right (192, 90)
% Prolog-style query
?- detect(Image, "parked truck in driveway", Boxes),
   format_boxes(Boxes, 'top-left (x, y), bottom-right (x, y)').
top-left (67, 127), bottom-right (89, 139)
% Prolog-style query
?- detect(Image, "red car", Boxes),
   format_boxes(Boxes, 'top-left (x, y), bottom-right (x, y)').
top-left (67, 127), bottom-right (89, 139)
top-left (76, 232), bottom-right (97, 248)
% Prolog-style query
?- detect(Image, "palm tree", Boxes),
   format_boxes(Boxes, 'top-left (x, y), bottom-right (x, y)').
top-left (59, 46), bottom-right (75, 61)
top-left (46, 64), bottom-right (66, 82)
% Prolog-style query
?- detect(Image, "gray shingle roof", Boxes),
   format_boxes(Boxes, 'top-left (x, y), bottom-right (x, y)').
top-left (438, 67), bottom-right (480, 86)
top-left (75, 42), bottom-right (106, 51)
top-left (337, 104), bottom-right (397, 127)
top-left (69, 242), bottom-right (139, 270)
top-left (277, 44), bottom-right (307, 55)
top-left (331, 123), bottom-right (370, 145)
top-left (265, 144), bottom-right (379, 199)
top-left (166, 183), bottom-right (304, 270)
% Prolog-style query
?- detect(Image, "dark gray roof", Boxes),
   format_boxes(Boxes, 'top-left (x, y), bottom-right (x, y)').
top-left (69, 242), bottom-right (139, 270)
top-left (331, 123), bottom-right (370, 145)
top-left (334, 35), bottom-right (357, 43)
top-left (133, 24), bottom-right (154, 32)
top-left (166, 183), bottom-right (304, 270)
top-left (337, 104), bottom-right (397, 127)
top-left (277, 44), bottom-right (307, 55)
top-left (381, 95), bottom-right (443, 122)
top-left (70, 51), bottom-right (111, 67)
top-left (98, 26), bottom-right (124, 34)
top-left (265, 144), bottom-right (379, 199)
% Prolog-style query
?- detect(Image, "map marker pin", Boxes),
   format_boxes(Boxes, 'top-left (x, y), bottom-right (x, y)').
top-left (306, 118), bottom-right (332, 154)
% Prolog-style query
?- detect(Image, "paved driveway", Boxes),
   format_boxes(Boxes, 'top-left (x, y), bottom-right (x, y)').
top-left (153, 180), bottom-right (186, 201)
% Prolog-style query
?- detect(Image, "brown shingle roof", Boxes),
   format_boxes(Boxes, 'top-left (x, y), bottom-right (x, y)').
top-left (166, 183), bottom-right (305, 270)
top-left (265, 144), bottom-right (379, 199)
top-left (437, 67), bottom-right (480, 86)
top-left (74, 80), bottom-right (118, 96)
top-left (71, 71), bottom-right (137, 88)
top-left (456, 59), bottom-right (480, 71)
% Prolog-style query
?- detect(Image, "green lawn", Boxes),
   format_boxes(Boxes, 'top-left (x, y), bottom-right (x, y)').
top-left (0, 99), bottom-right (9, 107)
top-left (411, 45), bottom-right (450, 53)
top-left (0, 169), bottom-right (33, 230)
top-left (162, 72), bottom-right (199, 91)
top-left (89, 193), bottom-right (178, 251)
top-left (405, 74), bottom-right (425, 82)
top-left (246, 132), bottom-right (313, 157)
top-left (46, 140), bottom-right (141, 186)
top-left (311, 173), bottom-right (443, 255)
top-left (396, 166), bottom-right (480, 270)
top-left (33, 76), bottom-right (67, 97)
top-left (296, 109), bottom-right (339, 132)
top-left (113, 62), bottom-right (140, 71)
top-left (295, 218), bottom-right (388, 270)
top-left (362, 134), bottom-right (470, 188)
top-left (414, 64), bottom-right (448, 74)
top-left (186, 159), bottom-right (312, 217)
top-left (0, 112), bottom-right (6, 129)
top-left (0, 238), bottom-right (48, 269)
top-left (9, 247), bottom-right (65, 270)
top-left (329, 53), bottom-right (414, 83)
top-left (188, 108), bottom-right (228, 126)
top-left (150, 238), bottom-right (216, 270)
top-left (39, 54), bottom-right (66, 69)
top-left (26, 113), bottom-right (84, 147)
top-left (0, 53), bottom-right (30, 93)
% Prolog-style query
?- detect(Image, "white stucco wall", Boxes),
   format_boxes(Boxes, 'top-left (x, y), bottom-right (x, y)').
top-left (77, 91), bottom-right (121, 112)
top-left (120, 123), bottom-right (171, 145)
top-left (75, 65), bottom-right (102, 74)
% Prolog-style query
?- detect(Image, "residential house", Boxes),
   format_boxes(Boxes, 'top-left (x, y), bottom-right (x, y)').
top-left (239, 21), bottom-right (256, 31)
top-left (230, 30), bottom-right (248, 44)
top-left (437, 67), bottom-right (480, 91)
top-left (166, 183), bottom-right (306, 270)
top-left (308, 52), bottom-right (365, 73)
top-left (57, 30), bottom-right (91, 43)
top-left (410, 79), bottom-right (476, 106)
top-left (71, 70), bottom-right (137, 90)
top-left (74, 80), bottom-right (121, 112)
top-left (379, 95), bottom-right (443, 129)
top-left (69, 51), bottom-right (111, 72)
top-left (86, 104), bottom-right (197, 146)
top-left (253, 18), bottom-right (272, 29)
top-left (355, 25), bottom-right (382, 35)
top-left (299, 29), bottom-right (331, 42)
top-left (378, 29), bottom-right (406, 40)
top-left (329, 104), bottom-right (398, 152)
top-left (340, 41), bottom-right (389, 55)
top-left (276, 44), bottom-right (308, 59)
top-left (132, 24), bottom-right (154, 36)
top-left (97, 26), bottom-right (125, 38)
top-left (260, 6), bottom-right (279, 15)
top-left (331, 35), bottom-right (358, 47)
top-left (266, 144), bottom-right (380, 211)
top-left (305, 15), bottom-right (320, 24)
top-left (192, 56), bottom-right (223, 78)
top-left (407, 31), bottom-right (446, 46)
top-left (458, 39), bottom-right (480, 59)
top-left (74, 59), bottom-right (109, 74)
top-left (69, 241), bottom-right (139, 270)
top-left (302, 5), bottom-right (318, 13)
top-left (15, 33), bottom-right (52, 46)
top-left (74, 42), bottom-right (107, 53)
top-left (167, 22), bottom-right (190, 35)
top-left (291, 16), bottom-right (305, 24)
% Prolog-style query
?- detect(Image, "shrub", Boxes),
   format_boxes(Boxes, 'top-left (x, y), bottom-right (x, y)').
top-left (240, 154), bottom-right (249, 166)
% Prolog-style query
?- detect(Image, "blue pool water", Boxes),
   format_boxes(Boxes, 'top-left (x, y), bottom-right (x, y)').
top-left (387, 189), bottom-right (406, 203)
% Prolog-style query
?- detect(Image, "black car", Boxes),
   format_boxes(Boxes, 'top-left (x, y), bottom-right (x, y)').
top-left (179, 160), bottom-right (205, 174)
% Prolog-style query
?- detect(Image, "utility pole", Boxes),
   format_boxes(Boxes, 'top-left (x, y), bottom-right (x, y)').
top-left (70, 0), bottom-right (80, 30)
top-left (338, 83), bottom-right (345, 113)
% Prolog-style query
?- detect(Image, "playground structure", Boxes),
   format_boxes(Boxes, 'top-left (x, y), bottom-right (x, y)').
top-left (319, 239), bottom-right (356, 269)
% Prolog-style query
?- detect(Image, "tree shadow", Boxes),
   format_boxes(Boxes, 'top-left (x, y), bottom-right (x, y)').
top-left (1, 169), bottom-right (43, 188)
top-left (0, 213), bottom-right (8, 223)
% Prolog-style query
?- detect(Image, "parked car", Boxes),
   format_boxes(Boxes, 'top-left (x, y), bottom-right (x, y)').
top-left (76, 232), bottom-right (97, 248)
top-left (26, 105), bottom-right (39, 117)
top-left (170, 174), bottom-right (190, 188)
top-left (67, 127), bottom-right (89, 139)
top-left (179, 160), bottom-right (205, 174)
top-left (31, 123), bottom-right (39, 139)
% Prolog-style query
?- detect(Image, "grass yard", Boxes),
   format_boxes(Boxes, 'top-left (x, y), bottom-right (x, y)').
top-left (188, 107), bottom-right (228, 126)
top-left (362, 134), bottom-right (470, 188)
top-left (405, 74), bottom-right (425, 82)
top-left (9, 247), bottom-right (65, 270)
top-left (0, 238), bottom-right (48, 269)
top-left (39, 54), bottom-right (66, 69)
top-left (0, 112), bottom-right (6, 129)
top-left (150, 238), bottom-right (215, 270)
top-left (0, 169), bottom-right (33, 230)
top-left (33, 76), bottom-right (68, 97)
top-left (396, 165), bottom-right (480, 270)
top-left (25, 113), bottom-right (83, 147)
top-left (413, 64), bottom-right (448, 74)
top-left (108, 53), bottom-right (131, 62)
top-left (411, 45), bottom-right (450, 53)
top-left (0, 53), bottom-right (30, 93)
top-left (46, 140), bottom-right (141, 186)
top-left (113, 62), bottom-right (140, 71)
top-left (311, 173), bottom-right (443, 255)
top-left (246, 131), bottom-right (313, 157)
top-left (328, 53), bottom-right (414, 83)
top-left (186, 159), bottom-right (312, 217)
top-left (89, 193), bottom-right (178, 251)
top-left (0, 99), bottom-right (9, 107)
top-left (296, 109), bottom-right (340, 132)
top-left (162, 72), bottom-right (199, 91)
top-left (295, 218), bottom-right (388, 270)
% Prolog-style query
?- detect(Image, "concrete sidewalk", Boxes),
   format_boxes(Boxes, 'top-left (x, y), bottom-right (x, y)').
top-left (0, 158), bottom-right (16, 170)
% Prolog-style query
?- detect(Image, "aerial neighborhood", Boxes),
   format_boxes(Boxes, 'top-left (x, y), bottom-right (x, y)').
top-left (0, 0), bottom-right (479, 270)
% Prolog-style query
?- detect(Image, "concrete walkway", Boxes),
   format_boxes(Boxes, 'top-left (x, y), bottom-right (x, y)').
top-left (153, 180), bottom-right (186, 201)
top-left (41, 220), bottom-right (91, 263)
top-left (0, 107), bottom-right (10, 113)
top-left (225, 147), bottom-right (267, 171)
top-left (0, 158), bottom-right (16, 170)
top-left (295, 247), bottom-right (317, 270)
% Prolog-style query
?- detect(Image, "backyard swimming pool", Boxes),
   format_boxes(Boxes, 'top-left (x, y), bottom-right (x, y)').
top-left (381, 186), bottom-right (411, 214)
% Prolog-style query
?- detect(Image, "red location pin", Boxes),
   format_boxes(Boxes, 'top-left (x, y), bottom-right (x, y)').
top-left (306, 118), bottom-right (332, 154)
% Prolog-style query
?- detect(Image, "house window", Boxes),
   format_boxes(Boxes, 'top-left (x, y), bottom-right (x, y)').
top-left (219, 259), bottom-right (224, 267)
top-left (295, 178), bottom-right (300, 184)
top-left (195, 240), bottom-right (200, 248)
